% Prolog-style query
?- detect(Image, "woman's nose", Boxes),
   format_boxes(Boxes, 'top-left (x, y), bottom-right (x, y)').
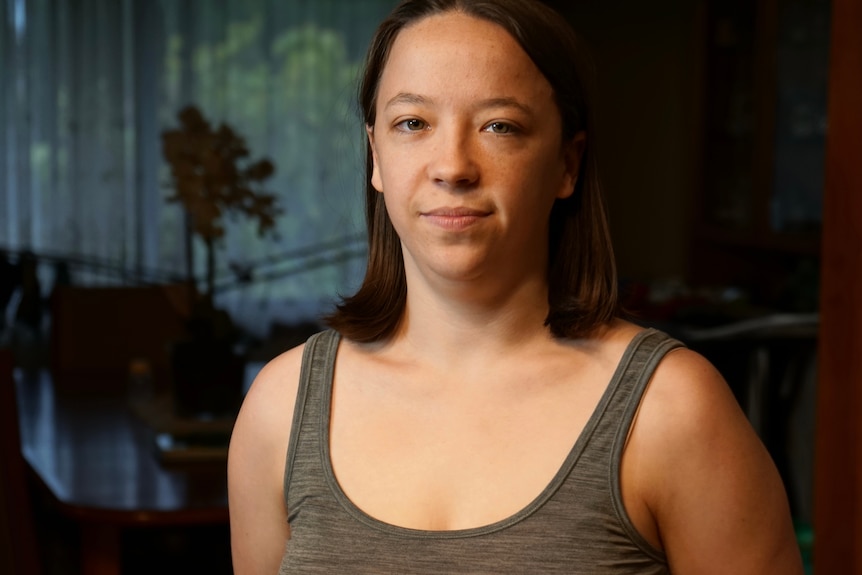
top-left (427, 128), bottom-right (479, 189)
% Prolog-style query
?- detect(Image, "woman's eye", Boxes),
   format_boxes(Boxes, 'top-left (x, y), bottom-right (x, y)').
top-left (485, 122), bottom-right (514, 134)
top-left (397, 118), bottom-right (426, 131)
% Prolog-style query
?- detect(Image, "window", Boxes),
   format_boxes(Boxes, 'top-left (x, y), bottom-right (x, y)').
top-left (1, 0), bottom-right (394, 334)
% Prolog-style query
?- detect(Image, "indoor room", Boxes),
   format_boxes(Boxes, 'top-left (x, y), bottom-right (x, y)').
top-left (2, 0), bottom-right (858, 573)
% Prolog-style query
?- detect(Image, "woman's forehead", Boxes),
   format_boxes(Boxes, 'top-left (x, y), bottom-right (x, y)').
top-left (377, 11), bottom-right (554, 107)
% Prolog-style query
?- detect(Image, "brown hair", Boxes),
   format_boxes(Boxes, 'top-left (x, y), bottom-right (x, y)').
top-left (325, 0), bottom-right (618, 342)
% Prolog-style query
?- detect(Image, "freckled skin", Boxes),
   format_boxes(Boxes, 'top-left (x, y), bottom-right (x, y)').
top-left (367, 12), bottom-right (581, 293)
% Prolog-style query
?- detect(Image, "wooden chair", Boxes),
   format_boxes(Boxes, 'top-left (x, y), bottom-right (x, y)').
top-left (682, 313), bottom-right (819, 518)
top-left (0, 348), bottom-right (42, 574)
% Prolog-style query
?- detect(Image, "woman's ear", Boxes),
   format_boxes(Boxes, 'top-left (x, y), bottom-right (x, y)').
top-left (367, 125), bottom-right (383, 193)
top-left (557, 131), bottom-right (587, 199)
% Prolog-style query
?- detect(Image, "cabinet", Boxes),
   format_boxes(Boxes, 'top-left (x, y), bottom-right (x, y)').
top-left (692, 0), bottom-right (830, 310)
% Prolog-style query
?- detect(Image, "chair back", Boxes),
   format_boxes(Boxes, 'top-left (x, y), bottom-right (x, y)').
top-left (0, 348), bottom-right (42, 574)
top-left (50, 284), bottom-right (191, 392)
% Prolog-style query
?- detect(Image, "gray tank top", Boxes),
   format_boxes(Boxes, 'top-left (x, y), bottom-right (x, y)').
top-left (280, 328), bottom-right (682, 574)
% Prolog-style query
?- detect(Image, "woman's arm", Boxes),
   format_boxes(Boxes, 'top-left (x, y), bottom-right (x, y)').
top-left (628, 348), bottom-right (804, 574)
top-left (228, 345), bottom-right (304, 575)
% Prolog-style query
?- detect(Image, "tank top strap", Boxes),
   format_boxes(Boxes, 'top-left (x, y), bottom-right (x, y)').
top-left (283, 329), bottom-right (341, 508)
top-left (605, 328), bottom-right (686, 456)
top-left (593, 328), bottom-right (685, 550)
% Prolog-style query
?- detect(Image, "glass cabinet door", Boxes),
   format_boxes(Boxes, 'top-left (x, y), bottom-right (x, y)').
top-left (701, 0), bottom-right (829, 242)
top-left (770, 0), bottom-right (830, 235)
top-left (702, 0), bottom-right (758, 232)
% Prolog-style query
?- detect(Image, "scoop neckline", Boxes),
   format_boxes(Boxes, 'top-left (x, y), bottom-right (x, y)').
top-left (318, 328), bottom-right (655, 539)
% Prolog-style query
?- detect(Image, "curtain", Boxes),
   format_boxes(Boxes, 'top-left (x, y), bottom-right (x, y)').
top-left (1, 0), bottom-right (394, 335)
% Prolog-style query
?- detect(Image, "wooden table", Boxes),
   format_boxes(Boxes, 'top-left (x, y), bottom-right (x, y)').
top-left (15, 369), bottom-right (253, 575)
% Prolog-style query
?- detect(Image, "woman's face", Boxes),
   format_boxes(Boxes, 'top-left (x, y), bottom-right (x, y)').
top-left (368, 11), bottom-right (584, 287)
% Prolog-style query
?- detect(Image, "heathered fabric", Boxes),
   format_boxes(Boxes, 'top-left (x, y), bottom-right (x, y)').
top-left (279, 328), bottom-right (682, 574)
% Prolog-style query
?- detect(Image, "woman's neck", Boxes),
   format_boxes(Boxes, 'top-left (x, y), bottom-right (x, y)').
top-left (386, 269), bottom-right (557, 370)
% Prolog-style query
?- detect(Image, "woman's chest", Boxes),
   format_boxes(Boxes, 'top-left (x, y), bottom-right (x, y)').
top-left (327, 362), bottom-right (608, 531)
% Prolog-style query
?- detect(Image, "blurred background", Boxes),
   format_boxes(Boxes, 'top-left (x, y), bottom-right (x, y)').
top-left (0, 0), bottom-right (829, 347)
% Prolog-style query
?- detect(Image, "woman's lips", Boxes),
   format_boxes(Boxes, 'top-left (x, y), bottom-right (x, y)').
top-left (420, 207), bottom-right (491, 230)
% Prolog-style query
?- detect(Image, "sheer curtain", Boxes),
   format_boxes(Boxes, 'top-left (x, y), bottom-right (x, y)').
top-left (1, 0), bottom-right (394, 335)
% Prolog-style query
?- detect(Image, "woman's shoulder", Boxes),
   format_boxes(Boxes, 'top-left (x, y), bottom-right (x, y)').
top-left (587, 320), bottom-right (719, 397)
top-left (571, 319), bottom-right (655, 365)
top-left (622, 324), bottom-right (743, 464)
top-left (637, 335), bottom-right (737, 434)
top-left (232, 327), bottom-right (344, 445)
top-left (247, 340), bottom-right (308, 409)
top-left (229, 338), bottom-right (311, 468)
top-left (228, 339), bottom-right (314, 573)
top-left (622, 328), bottom-right (802, 572)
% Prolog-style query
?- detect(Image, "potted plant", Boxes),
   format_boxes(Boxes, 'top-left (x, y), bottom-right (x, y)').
top-left (162, 105), bottom-right (281, 417)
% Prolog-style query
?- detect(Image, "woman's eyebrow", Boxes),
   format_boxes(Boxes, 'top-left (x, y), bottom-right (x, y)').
top-left (383, 93), bottom-right (533, 116)
top-left (472, 97), bottom-right (534, 116)
top-left (384, 92), bottom-right (430, 110)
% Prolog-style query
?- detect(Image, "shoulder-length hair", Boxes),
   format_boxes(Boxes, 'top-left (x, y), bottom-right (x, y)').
top-left (325, 0), bottom-right (618, 342)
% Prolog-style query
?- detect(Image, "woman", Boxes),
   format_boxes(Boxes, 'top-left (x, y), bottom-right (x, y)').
top-left (228, 0), bottom-right (803, 572)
